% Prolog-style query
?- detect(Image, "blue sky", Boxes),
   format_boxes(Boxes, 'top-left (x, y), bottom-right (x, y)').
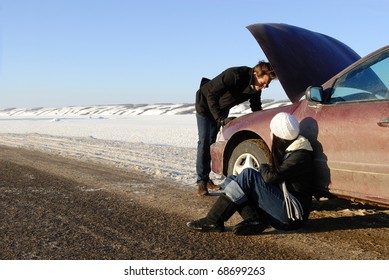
top-left (0, 0), bottom-right (387, 109)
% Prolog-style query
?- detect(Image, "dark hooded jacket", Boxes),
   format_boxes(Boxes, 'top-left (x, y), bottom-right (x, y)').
top-left (259, 136), bottom-right (314, 218)
top-left (195, 66), bottom-right (262, 121)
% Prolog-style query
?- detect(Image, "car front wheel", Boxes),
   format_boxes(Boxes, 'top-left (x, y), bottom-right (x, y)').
top-left (227, 139), bottom-right (271, 176)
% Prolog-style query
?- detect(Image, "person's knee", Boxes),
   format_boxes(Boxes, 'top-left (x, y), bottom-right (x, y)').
top-left (241, 167), bottom-right (256, 177)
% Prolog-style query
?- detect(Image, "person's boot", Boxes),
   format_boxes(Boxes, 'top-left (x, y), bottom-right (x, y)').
top-left (232, 203), bottom-right (267, 235)
top-left (187, 195), bottom-right (236, 232)
top-left (206, 180), bottom-right (221, 190)
top-left (196, 182), bottom-right (208, 196)
top-left (197, 180), bottom-right (220, 196)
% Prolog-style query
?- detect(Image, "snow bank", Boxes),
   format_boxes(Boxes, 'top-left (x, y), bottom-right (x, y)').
top-left (0, 101), bottom-right (290, 188)
top-left (0, 115), bottom-right (204, 187)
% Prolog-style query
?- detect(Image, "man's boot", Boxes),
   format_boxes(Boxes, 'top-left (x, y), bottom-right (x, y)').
top-left (196, 182), bottom-right (208, 196)
top-left (206, 180), bottom-right (221, 190)
top-left (232, 203), bottom-right (267, 235)
top-left (187, 195), bottom-right (236, 232)
top-left (197, 180), bottom-right (220, 196)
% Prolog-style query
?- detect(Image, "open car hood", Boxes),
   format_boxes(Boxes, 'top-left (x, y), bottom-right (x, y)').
top-left (247, 23), bottom-right (361, 103)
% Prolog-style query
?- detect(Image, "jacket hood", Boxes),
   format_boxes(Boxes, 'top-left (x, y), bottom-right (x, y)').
top-left (246, 23), bottom-right (361, 103)
top-left (286, 136), bottom-right (313, 153)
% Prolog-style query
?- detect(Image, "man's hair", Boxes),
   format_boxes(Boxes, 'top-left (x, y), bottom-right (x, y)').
top-left (254, 61), bottom-right (276, 79)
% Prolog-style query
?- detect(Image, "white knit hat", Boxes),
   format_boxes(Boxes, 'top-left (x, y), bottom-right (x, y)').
top-left (270, 112), bottom-right (300, 140)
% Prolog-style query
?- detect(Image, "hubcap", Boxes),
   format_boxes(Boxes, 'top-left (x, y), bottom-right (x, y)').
top-left (233, 153), bottom-right (260, 175)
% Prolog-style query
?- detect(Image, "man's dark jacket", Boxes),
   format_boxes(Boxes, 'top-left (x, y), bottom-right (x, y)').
top-left (195, 66), bottom-right (262, 121)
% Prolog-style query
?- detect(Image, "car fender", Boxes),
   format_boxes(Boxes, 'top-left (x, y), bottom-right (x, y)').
top-left (215, 104), bottom-right (298, 175)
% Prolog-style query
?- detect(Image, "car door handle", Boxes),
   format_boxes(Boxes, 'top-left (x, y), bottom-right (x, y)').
top-left (377, 117), bottom-right (389, 127)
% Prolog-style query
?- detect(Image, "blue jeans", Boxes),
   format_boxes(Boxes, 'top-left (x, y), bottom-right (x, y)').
top-left (196, 113), bottom-right (219, 184)
top-left (221, 168), bottom-right (305, 230)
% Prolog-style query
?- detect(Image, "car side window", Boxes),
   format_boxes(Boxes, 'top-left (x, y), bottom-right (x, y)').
top-left (329, 50), bottom-right (389, 103)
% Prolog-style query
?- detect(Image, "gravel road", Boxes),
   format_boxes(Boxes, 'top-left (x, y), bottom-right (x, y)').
top-left (1, 145), bottom-right (388, 260)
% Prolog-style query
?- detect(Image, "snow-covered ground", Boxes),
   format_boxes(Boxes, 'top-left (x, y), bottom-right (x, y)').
top-left (0, 101), bottom-right (290, 188)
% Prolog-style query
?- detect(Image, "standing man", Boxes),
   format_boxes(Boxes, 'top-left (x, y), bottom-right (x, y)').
top-left (195, 61), bottom-right (276, 196)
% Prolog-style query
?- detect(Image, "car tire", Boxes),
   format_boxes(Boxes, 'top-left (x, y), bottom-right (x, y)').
top-left (227, 139), bottom-right (271, 176)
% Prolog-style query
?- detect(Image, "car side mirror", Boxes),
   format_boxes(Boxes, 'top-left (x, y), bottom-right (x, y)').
top-left (306, 86), bottom-right (323, 102)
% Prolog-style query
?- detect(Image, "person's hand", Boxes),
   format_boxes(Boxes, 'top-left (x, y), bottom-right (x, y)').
top-left (218, 117), bottom-right (236, 126)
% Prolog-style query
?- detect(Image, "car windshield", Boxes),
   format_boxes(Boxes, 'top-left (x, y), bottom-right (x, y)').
top-left (329, 50), bottom-right (389, 103)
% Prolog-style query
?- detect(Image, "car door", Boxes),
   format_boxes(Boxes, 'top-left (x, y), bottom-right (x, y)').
top-left (301, 48), bottom-right (389, 205)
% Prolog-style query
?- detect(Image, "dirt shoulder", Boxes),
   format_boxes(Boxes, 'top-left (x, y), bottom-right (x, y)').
top-left (0, 145), bottom-right (388, 260)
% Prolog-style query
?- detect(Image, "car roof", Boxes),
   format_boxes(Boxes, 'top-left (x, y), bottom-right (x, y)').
top-left (247, 23), bottom-right (361, 103)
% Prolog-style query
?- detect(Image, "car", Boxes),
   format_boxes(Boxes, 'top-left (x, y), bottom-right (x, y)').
top-left (210, 23), bottom-right (389, 207)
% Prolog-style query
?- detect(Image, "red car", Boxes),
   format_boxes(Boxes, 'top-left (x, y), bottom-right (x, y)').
top-left (211, 23), bottom-right (389, 207)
